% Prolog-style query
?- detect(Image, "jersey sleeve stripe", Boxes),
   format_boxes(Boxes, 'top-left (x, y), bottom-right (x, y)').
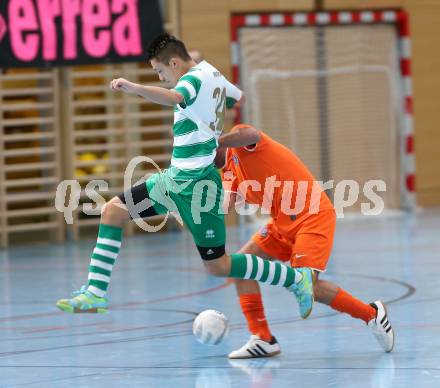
top-left (177, 75), bottom-right (202, 106)
top-left (179, 75), bottom-right (202, 94)
top-left (226, 96), bottom-right (238, 109)
top-left (174, 86), bottom-right (191, 108)
top-left (177, 80), bottom-right (197, 100)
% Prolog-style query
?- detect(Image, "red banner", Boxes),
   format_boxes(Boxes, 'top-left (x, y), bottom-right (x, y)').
top-left (0, 0), bottom-right (163, 68)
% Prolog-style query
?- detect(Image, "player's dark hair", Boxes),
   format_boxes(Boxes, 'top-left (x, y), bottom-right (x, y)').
top-left (146, 33), bottom-right (192, 63)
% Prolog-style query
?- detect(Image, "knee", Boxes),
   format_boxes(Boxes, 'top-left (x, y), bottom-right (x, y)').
top-left (203, 255), bottom-right (229, 277)
top-left (205, 265), bottom-right (224, 277)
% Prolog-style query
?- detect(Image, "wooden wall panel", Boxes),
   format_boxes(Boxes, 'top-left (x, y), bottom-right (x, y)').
top-left (0, 0), bottom-right (181, 246)
top-left (406, 2), bottom-right (440, 204)
top-left (0, 69), bottom-right (65, 247)
top-left (180, 0), bottom-right (440, 207)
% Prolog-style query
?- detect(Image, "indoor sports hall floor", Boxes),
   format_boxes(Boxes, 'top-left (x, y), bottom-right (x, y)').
top-left (1, 209), bottom-right (439, 388)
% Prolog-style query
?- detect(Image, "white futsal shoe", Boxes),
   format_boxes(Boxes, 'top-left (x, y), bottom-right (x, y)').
top-left (368, 301), bottom-right (394, 352)
top-left (228, 335), bottom-right (281, 359)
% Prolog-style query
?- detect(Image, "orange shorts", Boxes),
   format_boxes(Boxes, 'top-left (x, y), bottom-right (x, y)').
top-left (251, 209), bottom-right (336, 271)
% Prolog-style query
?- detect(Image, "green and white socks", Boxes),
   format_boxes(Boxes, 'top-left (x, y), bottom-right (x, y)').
top-left (229, 253), bottom-right (302, 287)
top-left (87, 224), bottom-right (122, 298)
top-left (85, 229), bottom-right (300, 298)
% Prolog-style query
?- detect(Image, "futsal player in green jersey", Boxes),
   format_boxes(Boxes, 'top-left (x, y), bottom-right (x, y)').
top-left (56, 34), bottom-right (315, 319)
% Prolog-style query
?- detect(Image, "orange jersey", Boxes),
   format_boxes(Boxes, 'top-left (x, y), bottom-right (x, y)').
top-left (222, 126), bottom-right (333, 224)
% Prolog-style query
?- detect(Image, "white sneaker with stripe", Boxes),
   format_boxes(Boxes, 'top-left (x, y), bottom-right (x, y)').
top-left (228, 335), bottom-right (281, 359)
top-left (368, 300), bottom-right (394, 352)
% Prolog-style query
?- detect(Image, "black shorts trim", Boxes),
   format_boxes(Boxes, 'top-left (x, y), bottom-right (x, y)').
top-left (197, 244), bottom-right (226, 260)
top-left (117, 184), bottom-right (158, 219)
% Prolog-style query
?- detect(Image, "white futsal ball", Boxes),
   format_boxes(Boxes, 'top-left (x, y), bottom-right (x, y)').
top-left (193, 309), bottom-right (229, 345)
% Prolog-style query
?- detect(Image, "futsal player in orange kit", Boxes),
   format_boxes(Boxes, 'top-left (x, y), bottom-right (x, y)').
top-left (216, 124), bottom-right (394, 358)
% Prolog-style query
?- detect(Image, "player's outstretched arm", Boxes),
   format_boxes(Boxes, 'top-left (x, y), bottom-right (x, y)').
top-left (218, 124), bottom-right (260, 148)
top-left (110, 78), bottom-right (183, 106)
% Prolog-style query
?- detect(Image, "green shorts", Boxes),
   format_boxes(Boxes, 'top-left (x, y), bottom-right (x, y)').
top-left (119, 166), bottom-right (226, 254)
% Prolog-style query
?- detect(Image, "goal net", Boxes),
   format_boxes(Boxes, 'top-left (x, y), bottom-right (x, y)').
top-left (239, 24), bottom-right (403, 212)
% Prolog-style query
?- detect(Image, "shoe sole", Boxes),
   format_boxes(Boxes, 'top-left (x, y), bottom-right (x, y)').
top-left (228, 349), bottom-right (281, 359)
top-left (378, 300), bottom-right (394, 352)
top-left (56, 302), bottom-right (108, 314)
top-left (301, 271), bottom-right (317, 320)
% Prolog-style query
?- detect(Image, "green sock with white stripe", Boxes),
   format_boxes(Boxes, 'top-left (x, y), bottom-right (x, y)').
top-left (87, 224), bottom-right (123, 298)
top-left (229, 253), bottom-right (301, 287)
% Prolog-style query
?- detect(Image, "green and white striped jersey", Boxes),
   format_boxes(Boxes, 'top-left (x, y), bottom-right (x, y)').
top-left (169, 61), bottom-right (242, 181)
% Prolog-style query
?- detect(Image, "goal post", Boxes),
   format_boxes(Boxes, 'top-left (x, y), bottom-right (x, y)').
top-left (230, 10), bottom-right (415, 212)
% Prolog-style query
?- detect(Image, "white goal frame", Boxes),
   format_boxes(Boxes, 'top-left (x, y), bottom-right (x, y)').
top-left (230, 10), bottom-right (415, 209)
